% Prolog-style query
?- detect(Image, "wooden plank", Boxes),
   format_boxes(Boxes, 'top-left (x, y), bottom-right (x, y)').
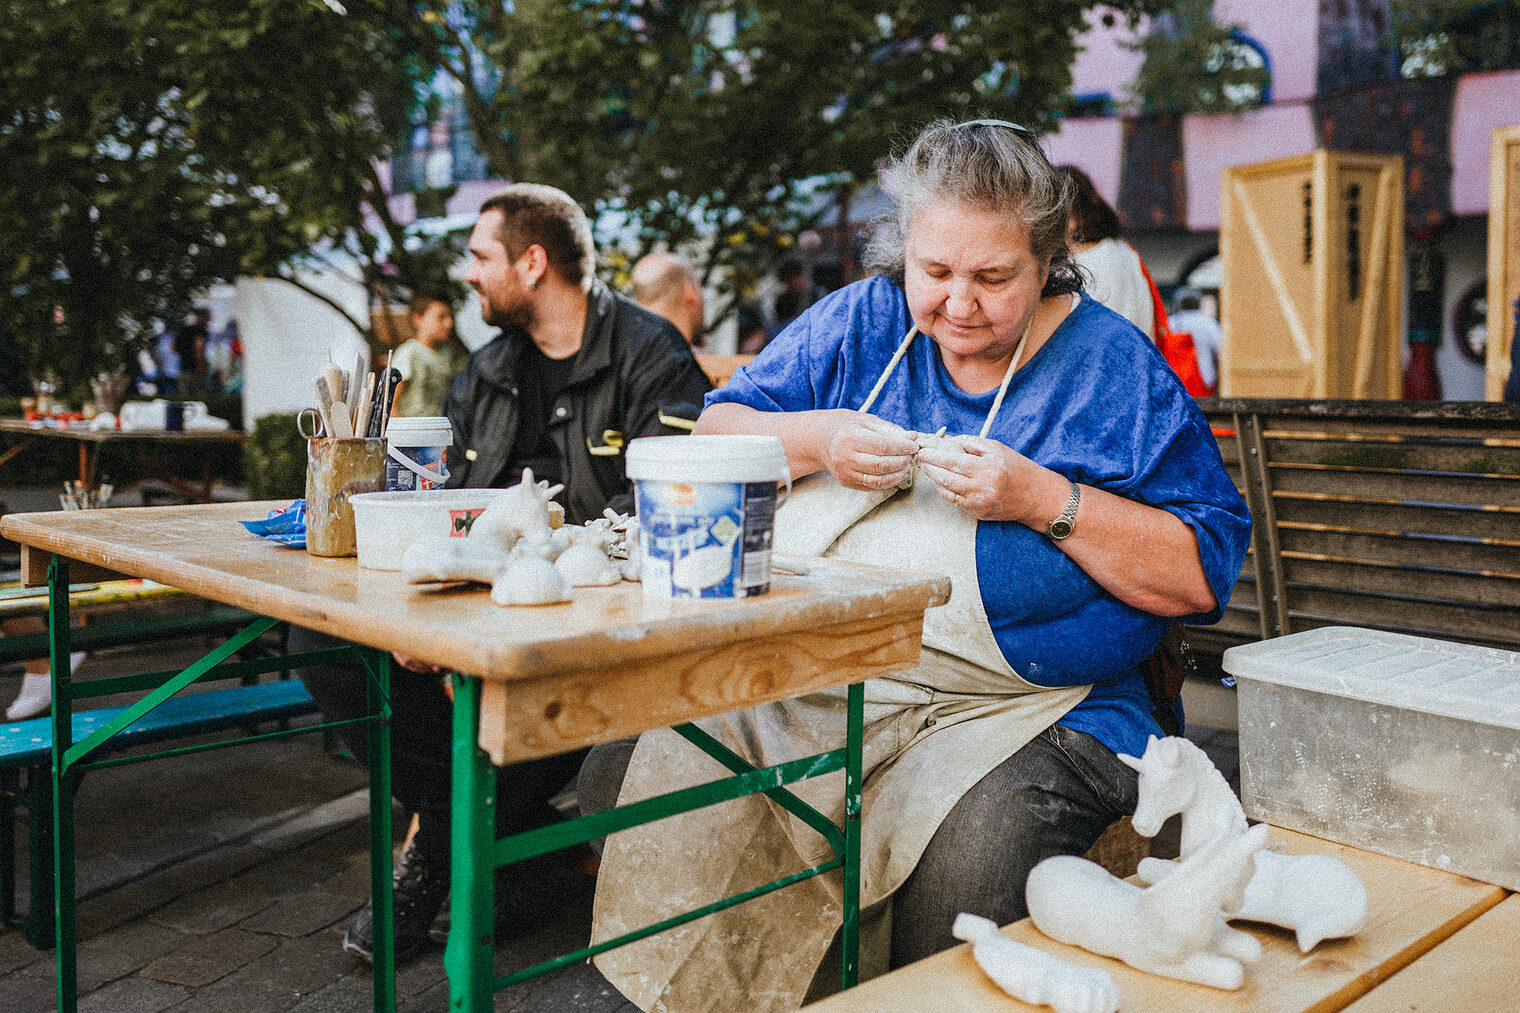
top-left (693, 353), bottom-right (754, 389)
top-left (477, 612), bottom-right (924, 764)
top-left (1276, 526), bottom-right (1520, 575)
top-left (1342, 892), bottom-right (1520, 1012)
top-left (803, 828), bottom-right (1504, 1013)
top-left (1267, 465), bottom-right (1520, 509)
top-left (1201, 398), bottom-right (1520, 427)
top-left (1279, 555), bottom-right (1520, 610)
top-left (19, 544), bottom-right (131, 587)
top-left (1258, 438), bottom-right (1520, 477)
top-left (0, 503), bottom-right (950, 685)
top-left (1270, 494), bottom-right (1520, 542)
top-left (1485, 124), bottom-right (1520, 401)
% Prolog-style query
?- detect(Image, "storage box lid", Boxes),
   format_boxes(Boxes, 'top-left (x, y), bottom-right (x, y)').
top-left (1223, 627), bottom-right (1520, 730)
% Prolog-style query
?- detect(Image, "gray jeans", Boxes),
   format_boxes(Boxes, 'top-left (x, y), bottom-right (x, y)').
top-left (577, 719), bottom-right (1138, 969)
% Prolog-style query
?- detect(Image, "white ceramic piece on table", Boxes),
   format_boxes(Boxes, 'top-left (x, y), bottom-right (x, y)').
top-left (555, 543), bottom-right (622, 586)
top-left (490, 554), bottom-right (573, 606)
top-left (402, 536), bottom-right (511, 586)
top-left (1026, 823), bottom-right (1269, 990)
top-left (1124, 735), bottom-right (1369, 951)
top-left (951, 913), bottom-right (1119, 1013)
top-left (469, 468), bottom-right (563, 553)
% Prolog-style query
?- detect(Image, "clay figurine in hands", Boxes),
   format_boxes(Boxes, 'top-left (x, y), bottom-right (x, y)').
top-left (951, 913), bottom-right (1119, 1013)
top-left (1123, 735), bottom-right (1369, 952)
top-left (1026, 822), bottom-right (1270, 990)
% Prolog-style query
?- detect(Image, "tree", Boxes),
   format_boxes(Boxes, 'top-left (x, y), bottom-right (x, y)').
top-left (1392, 0), bottom-right (1520, 77)
top-left (0, 0), bottom-right (449, 389)
top-left (379, 1), bottom-right (1166, 323)
top-left (1126, 0), bottom-right (1272, 116)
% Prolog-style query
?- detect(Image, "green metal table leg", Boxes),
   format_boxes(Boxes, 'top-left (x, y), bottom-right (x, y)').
top-left (841, 679), bottom-right (863, 989)
top-left (364, 649), bottom-right (396, 1013)
top-left (446, 675), bottom-right (494, 1013)
top-left (49, 556), bottom-right (78, 1013)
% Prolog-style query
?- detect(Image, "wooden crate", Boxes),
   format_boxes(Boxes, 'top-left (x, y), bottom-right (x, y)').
top-left (1219, 151), bottom-right (1405, 398)
top-left (1487, 125), bottom-right (1520, 401)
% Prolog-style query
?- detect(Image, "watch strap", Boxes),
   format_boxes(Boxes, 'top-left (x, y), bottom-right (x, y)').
top-left (1048, 480), bottom-right (1081, 540)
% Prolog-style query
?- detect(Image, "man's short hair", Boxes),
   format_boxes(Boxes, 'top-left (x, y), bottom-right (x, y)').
top-left (631, 252), bottom-right (697, 307)
top-left (479, 184), bottom-right (595, 287)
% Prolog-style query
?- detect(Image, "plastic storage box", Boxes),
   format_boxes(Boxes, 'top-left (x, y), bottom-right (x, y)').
top-left (1226, 626), bottom-right (1520, 890)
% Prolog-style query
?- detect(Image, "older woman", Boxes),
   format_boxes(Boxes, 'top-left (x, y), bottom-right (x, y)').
top-left (587, 120), bottom-right (1250, 1011)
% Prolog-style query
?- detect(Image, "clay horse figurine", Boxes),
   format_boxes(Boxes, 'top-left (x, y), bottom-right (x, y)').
top-left (1026, 822), bottom-right (1270, 990)
top-left (1122, 734), bottom-right (1368, 952)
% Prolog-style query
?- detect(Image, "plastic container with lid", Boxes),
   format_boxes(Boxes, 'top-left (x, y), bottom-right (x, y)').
top-left (626, 435), bottom-right (789, 599)
top-left (385, 416), bottom-right (452, 492)
top-left (1227, 626), bottom-right (1520, 889)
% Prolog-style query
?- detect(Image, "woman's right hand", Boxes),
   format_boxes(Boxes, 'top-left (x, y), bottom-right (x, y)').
top-left (819, 410), bottom-right (917, 491)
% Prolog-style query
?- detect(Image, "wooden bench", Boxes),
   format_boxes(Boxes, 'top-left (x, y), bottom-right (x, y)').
top-left (802, 828), bottom-right (1508, 1012)
top-left (1184, 398), bottom-right (1520, 687)
top-left (0, 584), bottom-right (323, 948)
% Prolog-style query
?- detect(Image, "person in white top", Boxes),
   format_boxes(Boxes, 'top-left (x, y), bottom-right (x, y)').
top-left (1058, 165), bottom-right (1154, 339)
top-left (1169, 286), bottom-right (1224, 392)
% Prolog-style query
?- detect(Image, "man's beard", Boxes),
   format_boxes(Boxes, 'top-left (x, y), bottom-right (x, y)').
top-left (481, 291), bottom-right (535, 332)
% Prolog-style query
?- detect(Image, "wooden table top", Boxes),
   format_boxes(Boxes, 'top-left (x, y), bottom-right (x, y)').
top-left (0, 419), bottom-right (247, 443)
top-left (0, 501), bottom-right (951, 687)
top-left (805, 827), bottom-right (1508, 1013)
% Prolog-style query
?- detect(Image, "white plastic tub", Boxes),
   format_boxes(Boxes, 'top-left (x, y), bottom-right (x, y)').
top-left (350, 489), bottom-right (506, 571)
top-left (1226, 626), bottom-right (1520, 889)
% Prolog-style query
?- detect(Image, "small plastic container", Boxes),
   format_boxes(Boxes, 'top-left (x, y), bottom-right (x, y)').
top-left (1226, 626), bottom-right (1520, 890)
top-left (385, 416), bottom-right (452, 492)
top-left (350, 489), bottom-right (508, 570)
top-left (627, 435), bottom-right (789, 599)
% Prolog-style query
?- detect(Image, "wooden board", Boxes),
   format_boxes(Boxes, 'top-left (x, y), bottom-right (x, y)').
top-left (803, 828), bottom-right (1504, 1013)
top-left (1488, 125), bottom-right (1520, 401)
top-left (0, 503), bottom-right (949, 687)
top-left (694, 353), bottom-right (754, 389)
top-left (1341, 892), bottom-right (1520, 1012)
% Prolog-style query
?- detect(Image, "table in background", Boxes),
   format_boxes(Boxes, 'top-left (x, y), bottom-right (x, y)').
top-left (1, 501), bottom-right (950, 1012)
top-left (804, 827), bottom-right (1512, 1013)
top-left (0, 420), bottom-right (246, 502)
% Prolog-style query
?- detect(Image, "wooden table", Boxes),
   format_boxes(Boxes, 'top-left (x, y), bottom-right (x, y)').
top-left (0, 501), bottom-right (950, 1012)
top-left (803, 827), bottom-right (1512, 1013)
top-left (0, 419), bottom-right (246, 502)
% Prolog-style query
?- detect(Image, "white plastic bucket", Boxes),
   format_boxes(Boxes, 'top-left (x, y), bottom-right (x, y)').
top-left (350, 489), bottom-right (507, 570)
top-left (385, 416), bottom-right (452, 491)
top-left (627, 435), bottom-right (790, 599)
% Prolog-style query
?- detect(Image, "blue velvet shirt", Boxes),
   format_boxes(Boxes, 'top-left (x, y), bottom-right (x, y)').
top-left (708, 275), bottom-right (1251, 758)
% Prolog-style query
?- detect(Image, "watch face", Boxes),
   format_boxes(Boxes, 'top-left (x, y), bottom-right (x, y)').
top-left (1049, 517), bottom-right (1074, 540)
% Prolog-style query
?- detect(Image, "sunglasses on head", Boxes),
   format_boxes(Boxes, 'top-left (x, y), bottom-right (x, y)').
top-left (954, 119), bottom-right (1035, 140)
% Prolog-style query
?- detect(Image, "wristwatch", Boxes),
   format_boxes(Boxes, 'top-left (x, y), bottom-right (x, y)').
top-left (1047, 481), bottom-right (1081, 540)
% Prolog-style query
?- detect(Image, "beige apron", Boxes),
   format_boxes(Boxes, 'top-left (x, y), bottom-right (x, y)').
top-left (592, 321), bottom-right (1090, 1013)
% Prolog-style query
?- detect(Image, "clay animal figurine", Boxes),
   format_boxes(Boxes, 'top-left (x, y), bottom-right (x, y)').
top-left (402, 535), bottom-right (510, 585)
top-left (1123, 735), bottom-right (1368, 952)
top-left (951, 913), bottom-right (1120, 1013)
top-left (1026, 823), bottom-right (1270, 990)
top-left (470, 468), bottom-right (563, 553)
top-left (490, 553), bottom-right (573, 605)
top-left (554, 543), bottom-right (622, 586)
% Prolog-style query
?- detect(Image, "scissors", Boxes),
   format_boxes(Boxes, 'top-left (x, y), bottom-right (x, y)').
top-left (297, 407), bottom-right (326, 439)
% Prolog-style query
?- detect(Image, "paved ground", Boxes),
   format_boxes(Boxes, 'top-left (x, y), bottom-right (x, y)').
top-left (0, 482), bottom-right (1240, 1012)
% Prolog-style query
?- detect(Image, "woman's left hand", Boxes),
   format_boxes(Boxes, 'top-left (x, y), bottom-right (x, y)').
top-left (916, 435), bottom-right (1030, 522)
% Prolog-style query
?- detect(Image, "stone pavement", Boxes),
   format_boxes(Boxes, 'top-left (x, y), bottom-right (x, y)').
top-left (0, 484), bottom-right (1241, 1012)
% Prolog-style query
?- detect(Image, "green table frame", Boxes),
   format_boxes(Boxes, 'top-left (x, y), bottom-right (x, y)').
top-left (40, 556), bottom-right (398, 1013)
top-left (443, 675), bottom-right (868, 1010)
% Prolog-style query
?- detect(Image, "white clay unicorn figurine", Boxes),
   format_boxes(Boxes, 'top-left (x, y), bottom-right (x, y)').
top-left (1122, 734), bottom-right (1368, 952)
top-left (1026, 822), bottom-right (1270, 990)
top-left (951, 913), bottom-right (1120, 1013)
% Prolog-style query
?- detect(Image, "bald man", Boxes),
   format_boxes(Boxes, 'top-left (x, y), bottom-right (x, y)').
top-left (631, 251), bottom-right (705, 346)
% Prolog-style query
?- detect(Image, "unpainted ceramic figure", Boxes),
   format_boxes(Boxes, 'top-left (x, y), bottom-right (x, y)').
top-left (1026, 822), bottom-right (1269, 990)
top-left (555, 543), bottom-right (623, 586)
top-left (469, 469), bottom-right (563, 552)
top-left (951, 913), bottom-right (1120, 1013)
top-left (401, 535), bottom-right (509, 586)
top-left (490, 553), bottom-right (573, 605)
top-left (1124, 735), bottom-right (1369, 952)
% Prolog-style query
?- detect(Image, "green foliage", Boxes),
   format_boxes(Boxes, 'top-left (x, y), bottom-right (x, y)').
top-left (0, 0), bottom-right (442, 388)
top-left (1126, 0), bottom-right (1271, 115)
top-left (243, 413), bottom-right (307, 502)
top-left (382, 0), bottom-right (1164, 322)
top-left (1392, 0), bottom-right (1520, 77)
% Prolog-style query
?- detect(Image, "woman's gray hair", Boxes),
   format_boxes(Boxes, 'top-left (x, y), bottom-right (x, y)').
top-left (866, 120), bottom-right (1081, 296)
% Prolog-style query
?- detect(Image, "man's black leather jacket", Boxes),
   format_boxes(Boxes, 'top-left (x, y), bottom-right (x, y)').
top-left (443, 279), bottom-right (712, 523)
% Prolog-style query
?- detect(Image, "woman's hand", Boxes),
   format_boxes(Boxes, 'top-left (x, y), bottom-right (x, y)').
top-left (916, 434), bottom-right (1031, 521)
top-left (820, 411), bottom-right (918, 491)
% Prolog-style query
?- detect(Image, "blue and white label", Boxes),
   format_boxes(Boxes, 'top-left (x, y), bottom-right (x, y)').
top-left (387, 445), bottom-right (447, 492)
top-left (637, 480), bottom-right (776, 598)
